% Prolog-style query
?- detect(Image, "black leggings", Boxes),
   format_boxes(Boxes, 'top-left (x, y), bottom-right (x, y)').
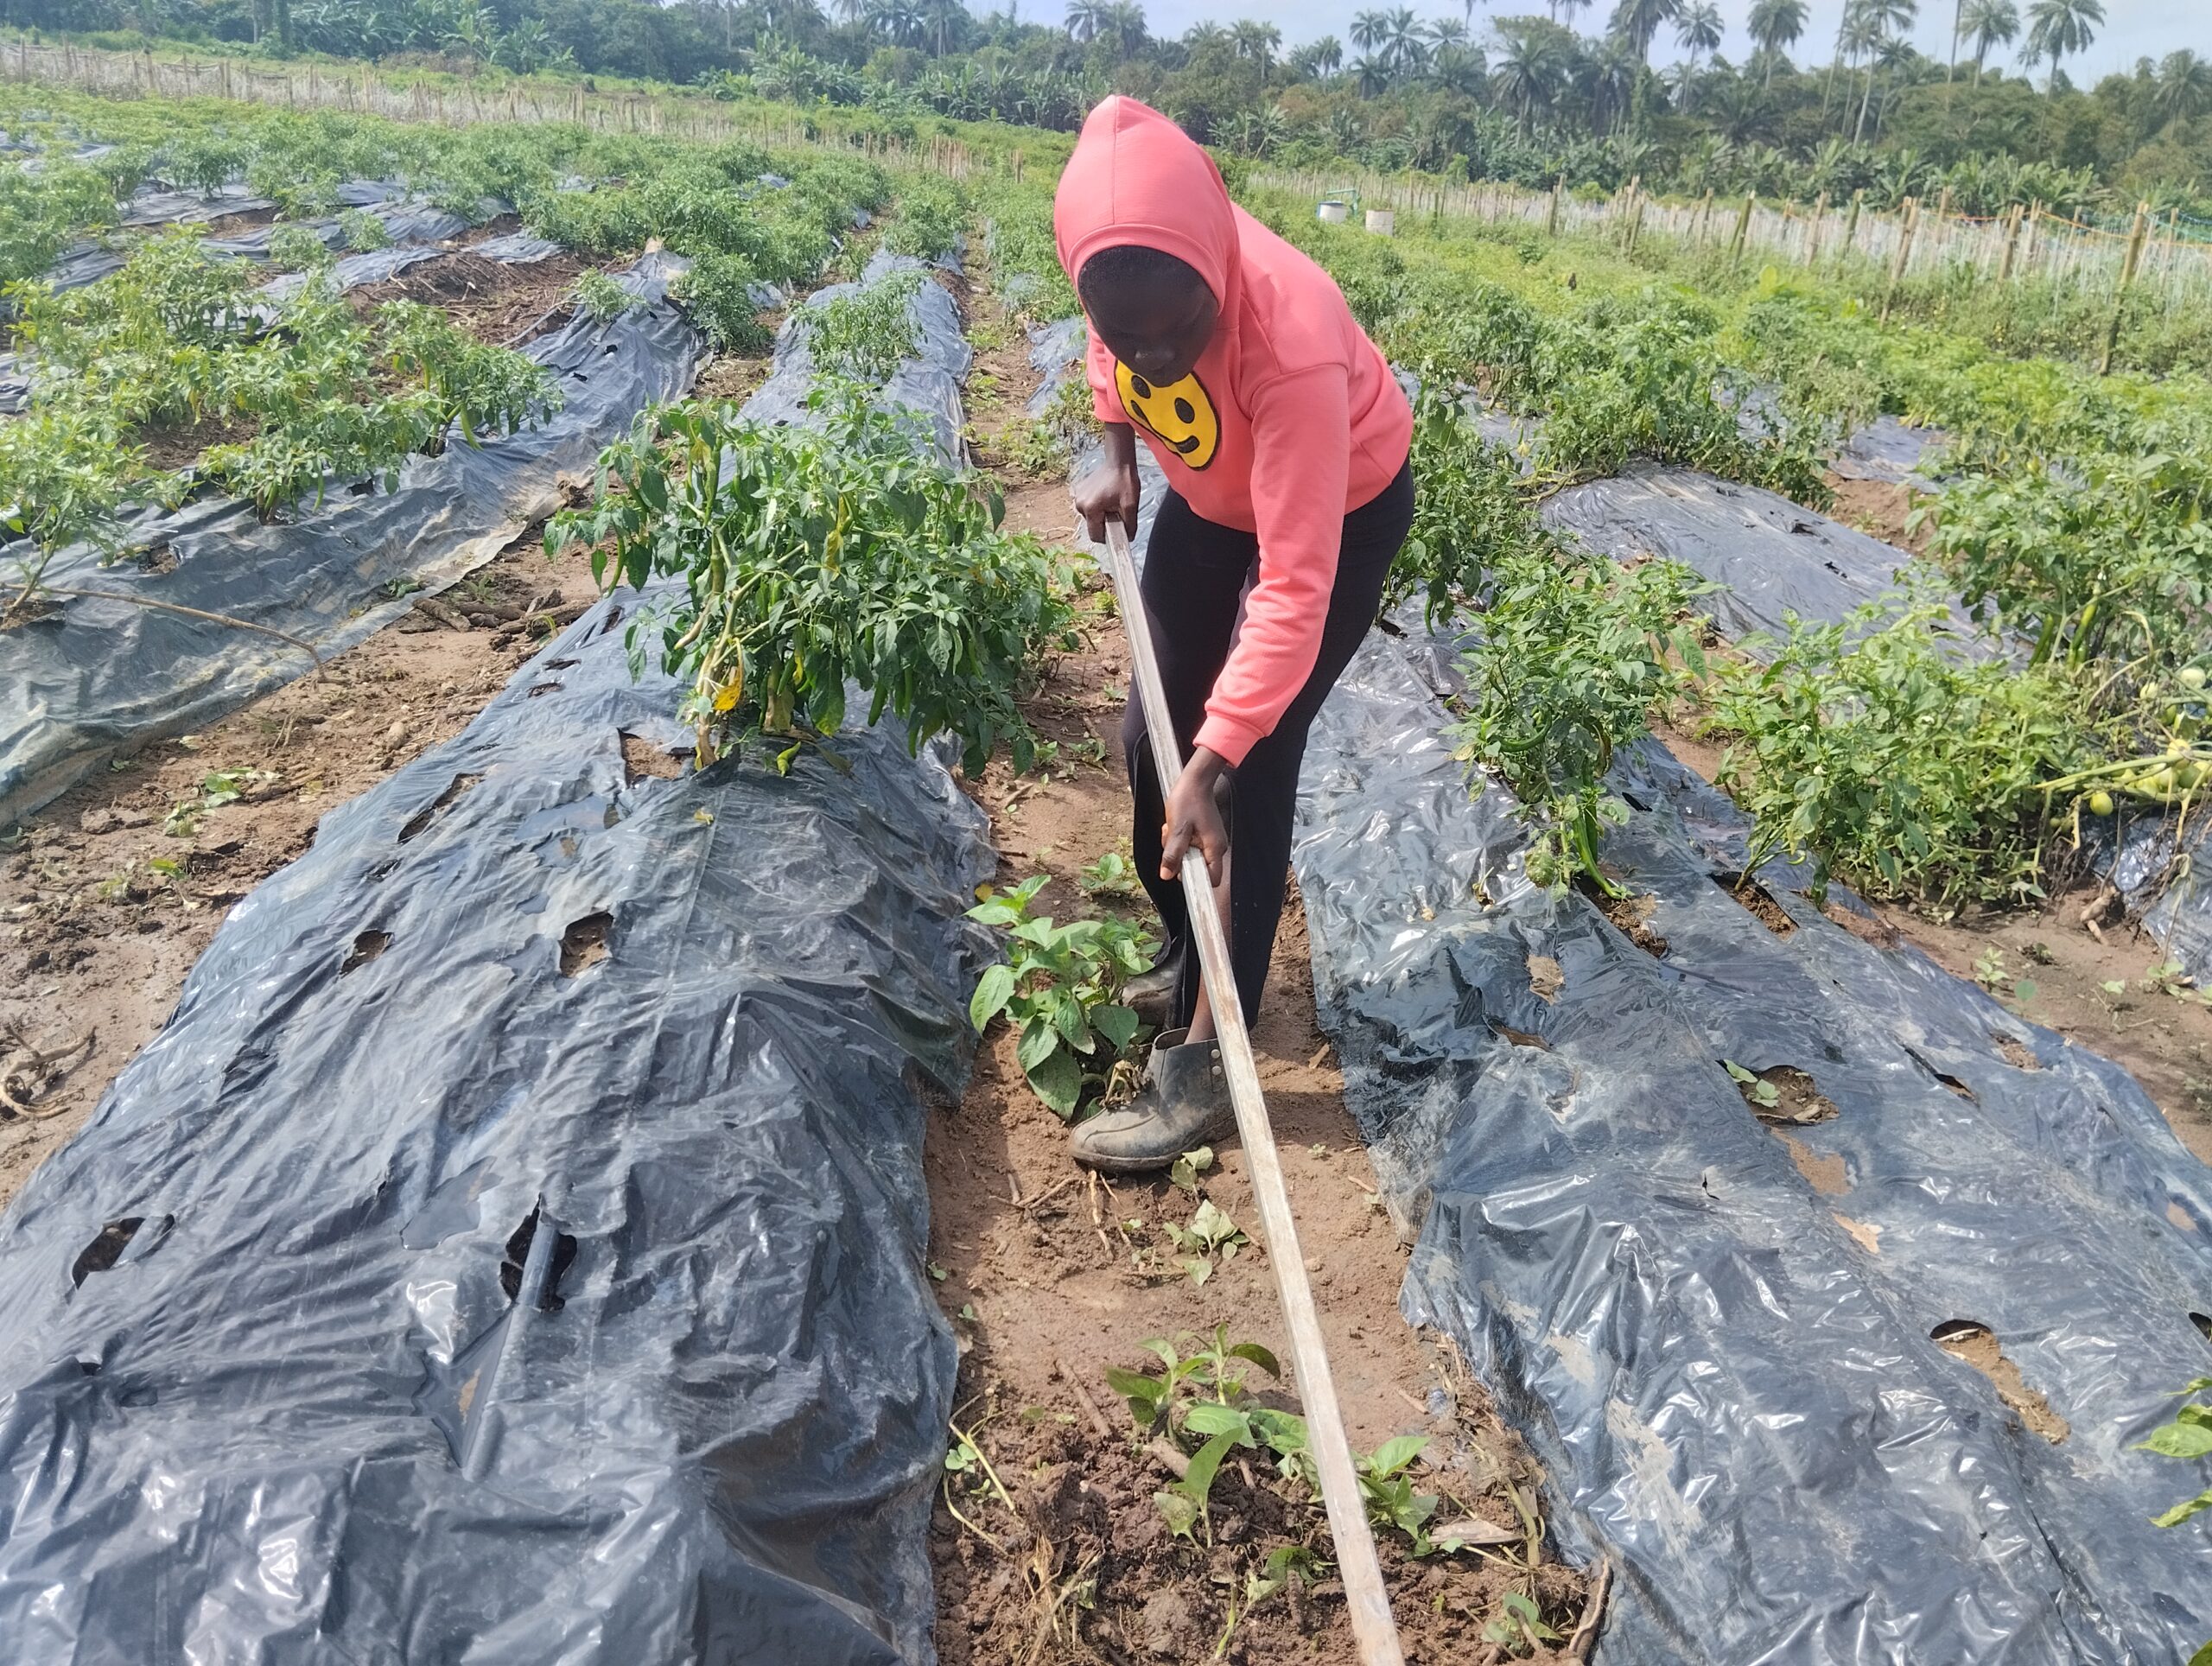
top-left (1123, 460), bottom-right (1414, 1032)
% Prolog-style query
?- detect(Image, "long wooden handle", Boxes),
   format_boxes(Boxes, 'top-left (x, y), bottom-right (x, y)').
top-left (1102, 519), bottom-right (1405, 1666)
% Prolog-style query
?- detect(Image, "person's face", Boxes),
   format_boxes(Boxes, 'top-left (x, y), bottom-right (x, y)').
top-left (1083, 264), bottom-right (1219, 386)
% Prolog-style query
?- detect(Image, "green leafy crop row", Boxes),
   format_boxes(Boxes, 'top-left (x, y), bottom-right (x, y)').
top-left (1, 231), bottom-right (560, 619)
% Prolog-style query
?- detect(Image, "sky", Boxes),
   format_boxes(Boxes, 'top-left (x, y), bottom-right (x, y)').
top-left (1113, 0), bottom-right (2196, 85)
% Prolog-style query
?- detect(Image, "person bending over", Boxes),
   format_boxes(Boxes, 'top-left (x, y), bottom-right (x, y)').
top-left (1052, 96), bottom-right (1414, 1174)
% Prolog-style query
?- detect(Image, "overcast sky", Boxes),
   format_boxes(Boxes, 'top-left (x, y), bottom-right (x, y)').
top-left (1110, 0), bottom-right (2195, 85)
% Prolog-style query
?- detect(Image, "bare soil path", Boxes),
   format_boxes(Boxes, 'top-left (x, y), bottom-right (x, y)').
top-left (926, 270), bottom-right (1592, 1663)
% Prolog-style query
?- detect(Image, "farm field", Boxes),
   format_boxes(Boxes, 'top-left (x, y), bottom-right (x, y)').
top-left (0, 70), bottom-right (2209, 1666)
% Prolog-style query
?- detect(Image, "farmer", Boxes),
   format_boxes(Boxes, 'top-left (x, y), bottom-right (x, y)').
top-left (1053, 96), bottom-right (1414, 1174)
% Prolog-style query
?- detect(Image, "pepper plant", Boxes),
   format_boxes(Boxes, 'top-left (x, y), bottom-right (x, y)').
top-left (547, 385), bottom-right (1074, 777)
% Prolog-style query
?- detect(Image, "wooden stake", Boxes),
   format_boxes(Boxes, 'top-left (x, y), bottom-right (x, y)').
top-left (1838, 188), bottom-right (1864, 267)
top-left (1730, 190), bottom-right (1755, 258)
top-left (1546, 175), bottom-right (1563, 238)
top-left (1805, 190), bottom-right (1829, 265)
top-left (1881, 196), bottom-right (1918, 321)
top-left (2100, 200), bottom-right (2152, 376)
top-left (1998, 203), bottom-right (2024, 282)
top-left (1101, 522), bottom-right (1403, 1666)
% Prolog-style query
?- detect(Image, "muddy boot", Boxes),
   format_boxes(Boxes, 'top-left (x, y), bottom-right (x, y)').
top-left (1121, 945), bottom-right (1184, 1033)
top-left (1069, 1027), bottom-right (1234, 1175)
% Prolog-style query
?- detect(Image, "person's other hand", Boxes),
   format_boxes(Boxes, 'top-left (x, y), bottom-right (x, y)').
top-left (1161, 748), bottom-right (1230, 887)
top-left (1074, 423), bottom-right (1141, 544)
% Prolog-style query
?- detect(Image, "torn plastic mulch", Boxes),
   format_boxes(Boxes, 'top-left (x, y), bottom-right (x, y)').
top-left (0, 239), bottom-right (993, 1666)
top-left (745, 249), bottom-right (972, 461)
top-left (0, 252), bottom-right (698, 826)
top-left (1286, 608), bottom-right (2212, 1662)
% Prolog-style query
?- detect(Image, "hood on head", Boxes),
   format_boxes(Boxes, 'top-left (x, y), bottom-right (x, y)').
top-left (1053, 97), bottom-right (1238, 312)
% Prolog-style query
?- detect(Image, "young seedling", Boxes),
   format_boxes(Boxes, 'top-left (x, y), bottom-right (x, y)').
top-left (1162, 1199), bottom-right (1249, 1286)
top-left (1482, 1590), bottom-right (1561, 1656)
top-left (1077, 848), bottom-right (1144, 898)
top-left (1357, 1434), bottom-right (1443, 1553)
top-left (1722, 1059), bottom-right (1780, 1111)
top-left (1167, 1144), bottom-right (1213, 1195)
top-left (968, 875), bottom-right (1156, 1117)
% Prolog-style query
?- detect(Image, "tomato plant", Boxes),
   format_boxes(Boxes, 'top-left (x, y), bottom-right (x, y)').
top-left (1694, 598), bottom-right (2101, 906)
top-left (1448, 545), bottom-right (1705, 896)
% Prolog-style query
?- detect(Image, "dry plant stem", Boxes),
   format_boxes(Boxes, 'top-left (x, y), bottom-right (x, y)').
top-left (29, 586), bottom-right (327, 676)
top-left (0, 1024), bottom-right (96, 1117)
top-left (1104, 516), bottom-right (1403, 1666)
top-left (1061, 1361), bottom-right (1116, 1440)
top-left (1566, 1558), bottom-right (1613, 1661)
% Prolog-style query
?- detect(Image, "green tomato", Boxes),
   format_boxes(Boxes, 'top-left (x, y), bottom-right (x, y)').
top-left (2088, 790), bottom-right (2115, 817)
top-left (2183, 666), bottom-right (2207, 692)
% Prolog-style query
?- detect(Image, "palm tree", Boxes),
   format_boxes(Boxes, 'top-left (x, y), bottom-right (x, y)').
top-left (1103, 0), bottom-right (1146, 55)
top-left (2155, 49), bottom-right (2212, 126)
top-left (1556, 0), bottom-right (1593, 25)
top-left (1379, 6), bottom-right (1425, 73)
top-left (1350, 50), bottom-right (1393, 94)
top-left (1424, 16), bottom-right (1470, 49)
top-left (1230, 18), bottom-right (1282, 79)
top-left (2021, 0), bottom-right (2101, 92)
top-left (1606, 0), bottom-right (1678, 64)
top-left (1845, 0), bottom-right (1915, 139)
top-left (1184, 20), bottom-right (1230, 55)
top-left (1675, 0), bottom-right (1722, 88)
top-left (1747, 0), bottom-right (1807, 85)
top-left (1291, 33), bottom-right (1343, 77)
top-left (1492, 16), bottom-right (1572, 132)
top-left (1961, 0), bottom-right (2017, 81)
top-left (1064, 0), bottom-right (1104, 41)
top-left (1349, 8), bottom-right (1389, 61)
top-left (1432, 39), bottom-right (1487, 92)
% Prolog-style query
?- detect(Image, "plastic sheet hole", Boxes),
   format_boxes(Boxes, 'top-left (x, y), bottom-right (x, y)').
top-left (132, 543), bottom-right (179, 575)
top-left (499, 1207), bottom-right (578, 1313)
top-left (596, 604), bottom-right (626, 634)
top-left (619, 731), bottom-right (685, 786)
top-left (1992, 1033), bottom-right (2044, 1072)
top-left (1728, 1062), bottom-right (1838, 1126)
top-left (559, 912), bottom-right (612, 976)
top-left (398, 773), bottom-right (482, 843)
top-left (1491, 1023), bottom-right (1551, 1052)
top-left (1580, 879), bottom-right (1669, 957)
top-left (2191, 1313), bottom-right (2211, 1344)
top-left (1715, 873), bottom-right (1796, 938)
top-left (1931, 1319), bottom-right (2070, 1444)
top-left (340, 929), bottom-right (391, 975)
top-left (542, 658), bottom-right (578, 671)
top-left (71, 1218), bottom-right (143, 1288)
top-left (527, 682), bottom-right (563, 698)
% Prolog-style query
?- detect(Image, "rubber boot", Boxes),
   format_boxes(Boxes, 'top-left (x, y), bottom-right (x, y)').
top-left (1069, 1027), bottom-right (1234, 1175)
top-left (1121, 944), bottom-right (1184, 1033)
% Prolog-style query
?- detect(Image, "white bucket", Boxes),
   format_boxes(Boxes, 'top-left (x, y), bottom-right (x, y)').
top-left (1317, 201), bottom-right (1350, 224)
top-left (1365, 208), bottom-right (1395, 236)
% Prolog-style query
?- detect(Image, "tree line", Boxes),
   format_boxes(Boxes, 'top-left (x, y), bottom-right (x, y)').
top-left (9, 0), bottom-right (2209, 215)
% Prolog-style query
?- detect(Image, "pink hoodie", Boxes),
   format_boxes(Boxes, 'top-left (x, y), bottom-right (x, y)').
top-left (1053, 96), bottom-right (1413, 767)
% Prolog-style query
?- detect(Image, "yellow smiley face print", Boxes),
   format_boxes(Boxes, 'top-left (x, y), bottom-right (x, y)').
top-left (1114, 362), bottom-right (1219, 470)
